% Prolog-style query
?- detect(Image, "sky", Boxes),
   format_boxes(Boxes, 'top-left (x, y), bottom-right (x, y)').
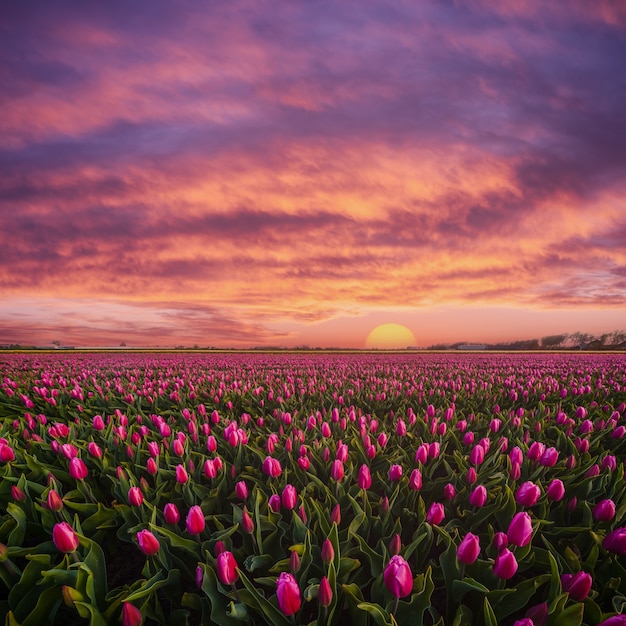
top-left (1, 0), bottom-right (625, 349)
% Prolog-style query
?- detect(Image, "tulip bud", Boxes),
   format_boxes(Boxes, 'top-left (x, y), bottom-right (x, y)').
top-left (136, 530), bottom-right (160, 556)
top-left (318, 575), bottom-right (333, 608)
top-left (457, 532), bottom-right (480, 565)
top-left (493, 531), bottom-right (508, 552)
top-left (268, 494), bottom-right (281, 513)
top-left (469, 485), bottom-right (487, 507)
top-left (603, 526), bottom-right (626, 555)
top-left (69, 457), bottom-right (88, 480)
top-left (47, 489), bottom-right (63, 512)
top-left (195, 565), bottom-right (204, 588)
top-left (128, 487), bottom-right (143, 507)
top-left (358, 464), bottom-right (372, 490)
top-left (290, 549), bottom-right (301, 574)
top-left (321, 538), bottom-right (334, 564)
top-left (175, 464), bottom-right (188, 484)
top-left (466, 467), bottom-right (477, 485)
top-left (561, 571), bottom-right (592, 601)
top-left (241, 507), bottom-right (254, 534)
top-left (507, 512), bottom-right (533, 547)
top-left (546, 479), bottom-right (565, 501)
top-left (408, 468), bottom-right (422, 491)
top-left (235, 481), bottom-right (248, 500)
top-left (186, 505), bottom-right (205, 535)
top-left (122, 602), bottom-right (143, 626)
top-left (0, 443), bottom-right (15, 462)
top-left (217, 550), bottom-right (239, 586)
top-left (276, 572), bottom-right (301, 616)
top-left (330, 460), bottom-right (344, 482)
top-left (53, 522), bottom-right (79, 554)
top-left (380, 496), bottom-right (389, 514)
top-left (330, 503), bottom-right (341, 525)
top-left (593, 499), bottom-right (616, 522)
top-left (493, 548), bottom-right (518, 579)
top-left (444, 483), bottom-right (456, 500)
top-left (383, 555), bottom-right (413, 598)
top-left (515, 481), bottom-right (540, 507)
top-left (389, 533), bottom-right (402, 556)
top-left (426, 502), bottom-right (445, 525)
top-left (11, 486), bottom-right (26, 502)
top-left (164, 502), bottom-right (180, 525)
top-left (388, 464), bottom-right (403, 482)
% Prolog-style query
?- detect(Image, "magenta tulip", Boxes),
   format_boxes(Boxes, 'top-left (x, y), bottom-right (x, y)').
top-left (164, 503), bottom-right (180, 525)
top-left (408, 468), bottom-right (422, 491)
top-left (358, 464), bottom-right (372, 490)
top-left (389, 533), bottom-right (402, 556)
top-left (281, 484), bottom-right (297, 510)
top-left (389, 464), bottom-right (403, 482)
top-left (262, 456), bottom-right (282, 477)
top-left (69, 457), bottom-right (88, 480)
top-left (122, 602), bottom-right (143, 626)
top-left (598, 617), bottom-right (626, 626)
top-left (276, 572), bottom-right (301, 616)
top-left (444, 483), bottom-right (456, 500)
top-left (493, 548), bottom-right (518, 579)
top-left (493, 531), bottom-right (508, 552)
top-left (331, 460), bottom-right (344, 482)
top-left (318, 575), bottom-right (333, 608)
top-left (546, 479), bottom-right (565, 501)
top-left (217, 550), bottom-right (239, 585)
top-left (383, 555), bottom-right (413, 598)
top-left (241, 507), bottom-right (254, 534)
top-left (593, 499), bottom-right (616, 522)
top-left (469, 485), bottom-right (487, 507)
top-left (186, 505), bottom-right (205, 535)
top-left (47, 489), bottom-right (63, 512)
top-left (268, 494), bottom-right (281, 512)
top-left (561, 571), bottom-right (592, 601)
top-left (603, 526), bottom-right (626, 555)
top-left (235, 481), bottom-right (248, 500)
top-left (507, 511), bottom-right (533, 547)
top-left (0, 443), bottom-right (15, 462)
top-left (321, 538), bottom-right (334, 564)
top-left (53, 522), bottom-right (79, 554)
top-left (515, 481), bottom-right (540, 507)
top-left (175, 464), bottom-right (188, 484)
top-left (426, 502), bottom-right (445, 525)
top-left (136, 530), bottom-right (160, 556)
top-left (128, 487), bottom-right (143, 507)
top-left (457, 532), bottom-right (480, 565)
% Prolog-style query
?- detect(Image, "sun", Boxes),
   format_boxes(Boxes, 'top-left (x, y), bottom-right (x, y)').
top-left (365, 323), bottom-right (417, 349)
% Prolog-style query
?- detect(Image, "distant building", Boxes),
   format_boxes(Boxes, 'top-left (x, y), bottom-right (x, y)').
top-left (457, 344), bottom-right (486, 350)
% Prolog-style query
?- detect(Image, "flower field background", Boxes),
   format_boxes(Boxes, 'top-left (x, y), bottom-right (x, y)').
top-left (1, 352), bottom-right (626, 626)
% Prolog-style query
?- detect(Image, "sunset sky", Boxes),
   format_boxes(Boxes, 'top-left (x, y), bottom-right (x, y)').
top-left (1, 1), bottom-right (625, 348)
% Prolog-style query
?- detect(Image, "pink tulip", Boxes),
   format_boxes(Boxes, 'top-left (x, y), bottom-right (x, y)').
top-left (331, 460), bottom-right (344, 482)
top-left (470, 445), bottom-right (485, 465)
top-left (515, 481), bottom-right (540, 507)
top-left (597, 617), bottom-right (626, 626)
top-left (122, 603), bottom-right (143, 626)
top-left (546, 479), bottom-right (565, 501)
top-left (69, 458), bottom-right (88, 480)
top-left (164, 503), bottom-right (180, 525)
top-left (290, 549), bottom-right (301, 574)
top-left (136, 530), bottom-right (160, 556)
top-left (389, 464), bottom-right (403, 482)
top-left (0, 443), bottom-right (15, 462)
top-left (603, 526), bottom-right (626, 555)
top-left (469, 485), bottom-right (487, 507)
top-left (268, 494), bottom-right (281, 512)
top-left (426, 502), bottom-right (445, 525)
top-left (493, 548), bottom-right (518, 579)
top-left (415, 443), bottom-right (429, 464)
top-left (241, 508), bottom-right (254, 534)
top-left (146, 458), bottom-right (157, 476)
top-left (321, 538), bottom-right (334, 564)
top-left (47, 489), bottom-right (63, 512)
top-left (507, 512), bottom-right (533, 547)
top-left (457, 532), bottom-right (480, 565)
top-left (235, 481), bottom-right (248, 500)
top-left (282, 484), bottom-right (297, 510)
top-left (128, 487), bottom-right (143, 507)
top-left (493, 531), bottom-right (508, 552)
top-left (330, 503), bottom-right (341, 525)
top-left (383, 555), bottom-right (413, 598)
top-left (318, 575), bottom-right (333, 607)
top-left (561, 571), bottom-right (592, 601)
top-left (175, 464), bottom-right (188, 484)
top-left (276, 572), bottom-right (301, 616)
top-left (593, 499), bottom-right (616, 522)
top-left (186, 505), bottom-right (205, 535)
top-left (408, 468), bottom-right (423, 491)
top-left (389, 533), bottom-right (402, 556)
top-left (358, 464), bottom-right (372, 490)
top-left (466, 467), bottom-right (477, 485)
top-left (444, 483), bottom-right (456, 500)
top-left (262, 456), bottom-right (282, 478)
top-left (539, 447), bottom-right (558, 467)
top-left (53, 522), bottom-right (79, 554)
top-left (217, 550), bottom-right (239, 585)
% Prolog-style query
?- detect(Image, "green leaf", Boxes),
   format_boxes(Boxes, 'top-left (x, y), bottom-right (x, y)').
top-left (72, 601), bottom-right (108, 626)
top-left (357, 602), bottom-right (393, 626)
top-left (550, 602), bottom-right (584, 626)
top-left (342, 584), bottom-right (368, 626)
top-left (483, 597), bottom-right (498, 626)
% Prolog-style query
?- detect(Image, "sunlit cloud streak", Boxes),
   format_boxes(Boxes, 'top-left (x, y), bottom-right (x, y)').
top-left (1, 0), bottom-right (625, 346)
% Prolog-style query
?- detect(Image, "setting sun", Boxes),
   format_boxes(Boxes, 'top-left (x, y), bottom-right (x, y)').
top-left (364, 323), bottom-right (417, 349)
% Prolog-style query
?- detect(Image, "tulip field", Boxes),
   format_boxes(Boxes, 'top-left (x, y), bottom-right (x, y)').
top-left (1, 352), bottom-right (626, 626)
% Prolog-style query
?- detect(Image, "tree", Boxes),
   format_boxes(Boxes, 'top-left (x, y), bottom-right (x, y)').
top-left (541, 334), bottom-right (567, 348)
